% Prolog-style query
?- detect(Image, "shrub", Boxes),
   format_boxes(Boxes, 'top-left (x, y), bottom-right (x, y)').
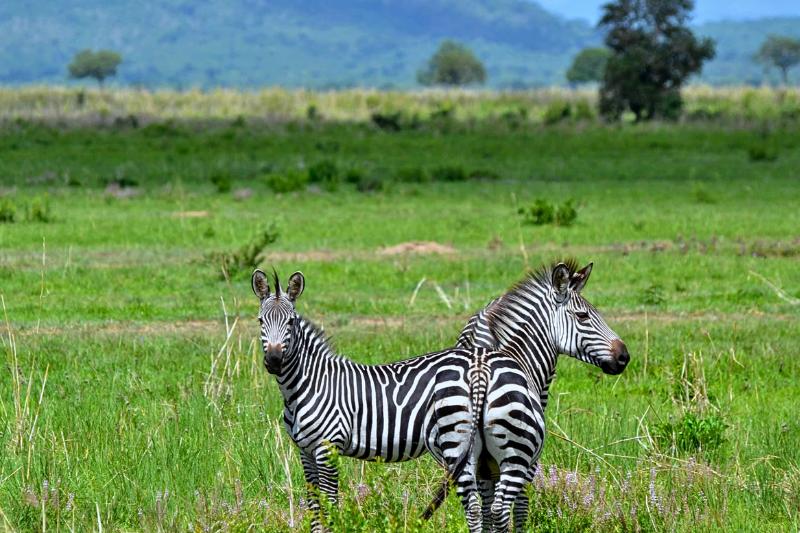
top-left (519, 198), bottom-right (579, 227)
top-left (355, 175), bottom-right (385, 193)
top-left (308, 160), bottom-right (340, 189)
top-left (747, 144), bottom-right (778, 162)
top-left (468, 169), bottom-right (502, 181)
top-left (207, 225), bottom-right (279, 280)
top-left (210, 171), bottom-right (232, 193)
top-left (264, 170), bottom-right (308, 193)
top-left (395, 167), bottom-right (429, 183)
top-left (554, 199), bottom-right (578, 226)
top-left (642, 283), bottom-right (666, 306)
top-left (519, 199), bottom-right (554, 225)
top-left (370, 112), bottom-right (403, 131)
top-left (543, 101), bottom-right (572, 125)
top-left (343, 168), bottom-right (365, 184)
top-left (692, 184), bottom-right (717, 204)
top-left (431, 165), bottom-right (466, 182)
top-left (0, 198), bottom-right (16, 223)
top-left (573, 100), bottom-right (596, 121)
top-left (654, 411), bottom-right (727, 454)
top-left (26, 196), bottom-right (54, 223)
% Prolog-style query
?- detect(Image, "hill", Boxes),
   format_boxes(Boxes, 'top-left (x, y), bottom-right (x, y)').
top-left (0, 1), bottom-right (798, 88)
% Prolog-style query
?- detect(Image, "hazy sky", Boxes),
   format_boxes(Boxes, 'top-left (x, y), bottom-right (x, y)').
top-left (535, 0), bottom-right (799, 24)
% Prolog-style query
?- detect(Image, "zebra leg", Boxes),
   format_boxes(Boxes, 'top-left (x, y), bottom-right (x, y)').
top-left (479, 479), bottom-right (495, 532)
top-left (454, 470), bottom-right (482, 533)
top-left (512, 490), bottom-right (529, 532)
top-left (314, 444), bottom-right (339, 507)
top-left (300, 451), bottom-right (326, 533)
top-left (490, 470), bottom-right (527, 533)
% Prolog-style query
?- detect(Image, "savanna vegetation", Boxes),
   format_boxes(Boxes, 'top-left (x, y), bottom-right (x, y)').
top-left (0, 87), bottom-right (798, 531)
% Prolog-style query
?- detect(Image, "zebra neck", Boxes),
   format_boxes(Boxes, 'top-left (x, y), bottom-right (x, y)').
top-left (281, 317), bottom-right (342, 373)
top-left (491, 288), bottom-right (559, 390)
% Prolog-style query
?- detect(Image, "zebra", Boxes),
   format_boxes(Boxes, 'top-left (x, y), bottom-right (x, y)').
top-left (251, 269), bottom-right (543, 532)
top-left (426, 260), bottom-right (631, 531)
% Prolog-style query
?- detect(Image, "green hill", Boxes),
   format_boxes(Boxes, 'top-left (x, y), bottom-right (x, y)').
top-left (0, 1), bottom-right (798, 88)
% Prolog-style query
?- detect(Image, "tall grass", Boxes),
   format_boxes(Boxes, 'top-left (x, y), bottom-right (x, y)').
top-left (1, 85), bottom-right (798, 125)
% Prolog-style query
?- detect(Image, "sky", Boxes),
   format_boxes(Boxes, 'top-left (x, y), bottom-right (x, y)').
top-left (535, 0), bottom-right (799, 24)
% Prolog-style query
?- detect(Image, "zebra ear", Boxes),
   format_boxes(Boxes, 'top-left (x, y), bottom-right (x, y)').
top-left (287, 271), bottom-right (305, 302)
top-left (570, 262), bottom-right (593, 293)
top-left (252, 269), bottom-right (270, 300)
top-left (552, 263), bottom-right (570, 302)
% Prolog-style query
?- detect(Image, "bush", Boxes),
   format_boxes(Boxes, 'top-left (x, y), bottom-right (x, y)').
top-left (573, 100), bottom-right (596, 121)
top-left (210, 171), bottom-right (232, 193)
top-left (543, 101), bottom-right (572, 125)
top-left (206, 225), bottom-right (279, 280)
top-left (264, 170), bottom-right (308, 193)
top-left (343, 168), bottom-right (365, 184)
top-left (554, 199), bottom-right (578, 226)
top-left (518, 198), bottom-right (554, 225)
top-left (355, 175), bottom-right (385, 193)
top-left (371, 112), bottom-right (403, 131)
top-left (0, 198), bottom-right (16, 223)
top-left (642, 283), bottom-right (666, 306)
top-left (308, 160), bottom-right (340, 190)
top-left (26, 196), bottom-right (54, 223)
top-left (395, 167), bottom-right (429, 183)
top-left (654, 411), bottom-right (727, 454)
top-left (518, 198), bottom-right (578, 226)
top-left (747, 144), bottom-right (778, 162)
top-left (468, 169), bottom-right (502, 181)
top-left (692, 184), bottom-right (717, 204)
top-left (431, 165), bottom-right (466, 182)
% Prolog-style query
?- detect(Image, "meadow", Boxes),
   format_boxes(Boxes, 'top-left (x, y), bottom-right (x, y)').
top-left (0, 89), bottom-right (799, 531)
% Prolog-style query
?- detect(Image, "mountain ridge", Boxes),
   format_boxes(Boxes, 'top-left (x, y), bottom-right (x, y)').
top-left (0, 1), bottom-right (798, 88)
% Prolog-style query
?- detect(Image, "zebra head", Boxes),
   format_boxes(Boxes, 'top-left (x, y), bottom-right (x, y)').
top-left (550, 261), bottom-right (630, 375)
top-left (251, 269), bottom-right (305, 374)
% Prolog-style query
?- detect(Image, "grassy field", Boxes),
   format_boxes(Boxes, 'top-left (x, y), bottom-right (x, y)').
top-left (0, 108), bottom-right (799, 531)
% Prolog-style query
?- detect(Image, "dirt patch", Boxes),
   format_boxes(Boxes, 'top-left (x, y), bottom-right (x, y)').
top-left (379, 241), bottom-right (457, 256)
top-left (172, 210), bottom-right (210, 218)
top-left (266, 250), bottom-right (342, 262)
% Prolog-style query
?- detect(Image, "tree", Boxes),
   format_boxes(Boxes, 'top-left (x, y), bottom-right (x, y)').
top-left (68, 49), bottom-right (122, 86)
top-left (417, 41), bottom-right (487, 87)
top-left (566, 47), bottom-right (611, 85)
top-left (598, 0), bottom-right (715, 121)
top-left (756, 35), bottom-right (800, 85)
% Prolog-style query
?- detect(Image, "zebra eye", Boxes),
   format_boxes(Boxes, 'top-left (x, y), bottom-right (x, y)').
top-left (287, 318), bottom-right (295, 327)
top-left (575, 311), bottom-right (590, 322)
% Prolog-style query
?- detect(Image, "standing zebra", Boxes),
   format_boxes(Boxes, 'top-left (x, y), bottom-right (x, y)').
top-left (251, 269), bottom-right (542, 532)
top-left (426, 260), bottom-right (631, 530)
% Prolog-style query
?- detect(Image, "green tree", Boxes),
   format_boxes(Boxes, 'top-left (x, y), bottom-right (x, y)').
top-left (756, 35), bottom-right (800, 85)
top-left (417, 41), bottom-right (487, 87)
top-left (566, 47), bottom-right (611, 85)
top-left (68, 49), bottom-right (122, 86)
top-left (598, 0), bottom-right (715, 121)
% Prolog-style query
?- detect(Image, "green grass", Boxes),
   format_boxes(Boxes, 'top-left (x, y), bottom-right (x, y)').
top-left (0, 117), bottom-right (799, 531)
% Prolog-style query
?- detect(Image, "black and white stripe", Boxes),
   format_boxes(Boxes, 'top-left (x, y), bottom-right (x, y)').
top-left (252, 270), bottom-right (541, 532)
top-left (432, 260), bottom-right (631, 531)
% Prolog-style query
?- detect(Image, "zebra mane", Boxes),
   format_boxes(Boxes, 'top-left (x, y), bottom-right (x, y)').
top-left (486, 258), bottom-right (580, 332)
top-left (271, 268), bottom-right (281, 297)
top-left (297, 314), bottom-right (339, 355)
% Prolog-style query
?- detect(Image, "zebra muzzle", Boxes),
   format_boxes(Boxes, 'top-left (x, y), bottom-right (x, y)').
top-left (264, 344), bottom-right (283, 374)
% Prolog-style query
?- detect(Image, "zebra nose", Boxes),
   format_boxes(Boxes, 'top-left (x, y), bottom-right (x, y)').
top-left (265, 343), bottom-right (283, 357)
top-left (611, 339), bottom-right (630, 365)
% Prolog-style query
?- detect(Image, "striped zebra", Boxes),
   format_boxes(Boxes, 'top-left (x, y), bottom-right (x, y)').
top-left (427, 260), bottom-right (631, 531)
top-left (251, 269), bottom-right (543, 532)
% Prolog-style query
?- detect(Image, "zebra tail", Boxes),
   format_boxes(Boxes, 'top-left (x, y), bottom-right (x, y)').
top-left (422, 352), bottom-right (489, 520)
